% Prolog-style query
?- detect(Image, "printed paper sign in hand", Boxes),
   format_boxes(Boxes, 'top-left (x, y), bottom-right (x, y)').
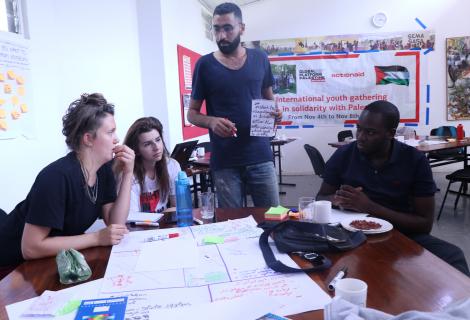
top-left (250, 99), bottom-right (276, 137)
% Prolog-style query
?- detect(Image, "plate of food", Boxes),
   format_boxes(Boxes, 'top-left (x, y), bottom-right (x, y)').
top-left (341, 217), bottom-right (393, 234)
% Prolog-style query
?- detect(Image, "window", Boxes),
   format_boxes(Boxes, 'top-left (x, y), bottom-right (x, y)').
top-left (0, 0), bottom-right (25, 35)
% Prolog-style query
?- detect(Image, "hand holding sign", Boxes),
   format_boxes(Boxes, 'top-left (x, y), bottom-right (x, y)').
top-left (250, 99), bottom-right (276, 137)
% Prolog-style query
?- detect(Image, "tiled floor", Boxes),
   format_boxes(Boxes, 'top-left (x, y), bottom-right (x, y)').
top-left (275, 172), bottom-right (470, 263)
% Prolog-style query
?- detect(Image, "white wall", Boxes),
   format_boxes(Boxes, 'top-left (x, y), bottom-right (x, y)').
top-left (241, 0), bottom-right (468, 175)
top-left (0, 0), bottom-right (144, 212)
top-left (136, 0), bottom-right (215, 149)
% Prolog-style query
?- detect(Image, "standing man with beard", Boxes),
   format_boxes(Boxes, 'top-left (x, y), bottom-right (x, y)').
top-left (188, 2), bottom-right (282, 208)
top-left (317, 100), bottom-right (469, 276)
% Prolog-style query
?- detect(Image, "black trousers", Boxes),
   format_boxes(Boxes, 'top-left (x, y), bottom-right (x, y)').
top-left (410, 234), bottom-right (470, 276)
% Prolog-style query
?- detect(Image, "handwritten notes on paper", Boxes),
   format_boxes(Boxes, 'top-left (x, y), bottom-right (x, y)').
top-left (98, 216), bottom-right (331, 318)
top-left (251, 99), bottom-right (275, 137)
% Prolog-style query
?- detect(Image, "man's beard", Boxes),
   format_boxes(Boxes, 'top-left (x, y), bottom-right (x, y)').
top-left (217, 34), bottom-right (241, 55)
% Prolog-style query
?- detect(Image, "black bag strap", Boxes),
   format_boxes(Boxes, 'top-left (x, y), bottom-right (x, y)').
top-left (259, 223), bottom-right (332, 273)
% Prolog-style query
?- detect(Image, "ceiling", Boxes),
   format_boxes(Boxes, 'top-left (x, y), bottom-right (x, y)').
top-left (199, 0), bottom-right (262, 11)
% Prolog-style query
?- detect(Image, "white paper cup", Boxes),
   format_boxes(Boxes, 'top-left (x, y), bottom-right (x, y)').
top-left (335, 278), bottom-right (368, 307)
top-left (313, 200), bottom-right (331, 223)
top-left (196, 147), bottom-right (205, 157)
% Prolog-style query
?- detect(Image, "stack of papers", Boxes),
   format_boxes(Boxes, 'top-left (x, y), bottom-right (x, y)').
top-left (265, 206), bottom-right (289, 221)
top-left (127, 212), bottom-right (163, 223)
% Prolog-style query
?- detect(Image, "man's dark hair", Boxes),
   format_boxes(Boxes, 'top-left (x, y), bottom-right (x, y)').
top-left (364, 100), bottom-right (400, 130)
top-left (213, 2), bottom-right (242, 21)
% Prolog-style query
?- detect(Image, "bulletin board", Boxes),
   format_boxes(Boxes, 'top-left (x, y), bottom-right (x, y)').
top-left (177, 45), bottom-right (208, 140)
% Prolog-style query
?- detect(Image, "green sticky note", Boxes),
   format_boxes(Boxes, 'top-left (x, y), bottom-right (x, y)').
top-left (56, 299), bottom-right (81, 316)
top-left (204, 236), bottom-right (224, 244)
top-left (265, 206), bottom-right (289, 215)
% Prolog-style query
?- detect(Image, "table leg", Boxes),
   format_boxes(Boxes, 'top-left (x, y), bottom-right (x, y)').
top-left (272, 144), bottom-right (296, 194)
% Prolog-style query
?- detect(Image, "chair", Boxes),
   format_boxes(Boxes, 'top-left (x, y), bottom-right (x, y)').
top-left (304, 144), bottom-right (326, 177)
top-left (428, 126), bottom-right (465, 162)
top-left (437, 168), bottom-right (470, 220)
top-left (337, 130), bottom-right (353, 142)
top-left (196, 141), bottom-right (212, 153)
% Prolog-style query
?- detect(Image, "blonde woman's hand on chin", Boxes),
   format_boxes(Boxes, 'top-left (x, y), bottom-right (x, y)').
top-left (113, 145), bottom-right (135, 175)
top-left (96, 224), bottom-right (129, 246)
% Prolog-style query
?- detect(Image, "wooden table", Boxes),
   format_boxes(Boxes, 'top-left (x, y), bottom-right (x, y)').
top-left (1, 208), bottom-right (469, 319)
top-left (329, 138), bottom-right (470, 168)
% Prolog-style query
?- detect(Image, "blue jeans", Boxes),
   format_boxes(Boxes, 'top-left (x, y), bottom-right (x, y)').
top-left (213, 161), bottom-right (280, 208)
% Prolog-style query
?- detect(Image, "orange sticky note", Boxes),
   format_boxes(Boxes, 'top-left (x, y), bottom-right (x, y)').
top-left (17, 86), bottom-right (25, 96)
top-left (0, 73), bottom-right (4, 82)
top-left (11, 96), bottom-right (19, 105)
top-left (20, 103), bottom-right (28, 113)
top-left (16, 75), bottom-right (24, 85)
top-left (0, 119), bottom-right (7, 130)
top-left (11, 110), bottom-right (20, 119)
top-left (4, 84), bottom-right (11, 94)
top-left (0, 108), bottom-right (5, 118)
top-left (7, 70), bottom-right (15, 80)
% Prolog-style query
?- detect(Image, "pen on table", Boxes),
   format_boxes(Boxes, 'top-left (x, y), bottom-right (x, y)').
top-left (193, 218), bottom-right (204, 225)
top-left (328, 266), bottom-right (348, 291)
top-left (145, 233), bottom-right (179, 242)
top-left (132, 221), bottom-right (159, 227)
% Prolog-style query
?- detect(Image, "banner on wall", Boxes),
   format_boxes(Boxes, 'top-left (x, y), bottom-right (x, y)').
top-left (177, 45), bottom-right (208, 140)
top-left (270, 50), bottom-right (420, 125)
top-left (0, 33), bottom-right (34, 140)
top-left (244, 30), bottom-right (433, 126)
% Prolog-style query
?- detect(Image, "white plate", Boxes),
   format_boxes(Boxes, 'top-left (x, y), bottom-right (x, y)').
top-left (341, 217), bottom-right (393, 234)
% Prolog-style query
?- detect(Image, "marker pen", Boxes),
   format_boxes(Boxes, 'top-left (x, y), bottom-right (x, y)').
top-left (193, 218), bottom-right (204, 225)
top-left (132, 221), bottom-right (159, 227)
top-left (328, 267), bottom-right (348, 291)
top-left (145, 233), bottom-right (179, 242)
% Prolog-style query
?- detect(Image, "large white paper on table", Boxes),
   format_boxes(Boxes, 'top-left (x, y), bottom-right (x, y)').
top-left (101, 229), bottom-right (331, 318)
top-left (250, 99), bottom-right (275, 137)
top-left (330, 208), bottom-right (369, 224)
top-left (135, 238), bottom-right (199, 272)
top-left (127, 212), bottom-right (164, 223)
top-left (149, 294), bottom-right (282, 320)
top-left (6, 279), bottom-right (103, 320)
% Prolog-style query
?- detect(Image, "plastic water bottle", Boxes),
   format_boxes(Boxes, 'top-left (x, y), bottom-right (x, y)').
top-left (175, 171), bottom-right (193, 227)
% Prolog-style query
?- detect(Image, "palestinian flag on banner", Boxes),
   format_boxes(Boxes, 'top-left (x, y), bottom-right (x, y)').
top-left (375, 65), bottom-right (410, 86)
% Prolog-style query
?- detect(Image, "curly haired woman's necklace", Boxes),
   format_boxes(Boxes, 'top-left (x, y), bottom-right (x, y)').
top-left (78, 158), bottom-right (98, 204)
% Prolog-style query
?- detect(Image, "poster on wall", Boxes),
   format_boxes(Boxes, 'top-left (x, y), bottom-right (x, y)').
top-left (177, 45), bottom-right (208, 140)
top-left (243, 30), bottom-right (433, 126)
top-left (0, 33), bottom-right (34, 140)
top-left (446, 36), bottom-right (470, 120)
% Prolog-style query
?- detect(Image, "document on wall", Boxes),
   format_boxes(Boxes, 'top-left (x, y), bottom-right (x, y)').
top-left (250, 99), bottom-right (276, 137)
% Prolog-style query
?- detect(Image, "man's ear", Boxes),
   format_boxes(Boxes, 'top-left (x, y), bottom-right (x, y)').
top-left (239, 22), bottom-right (245, 35)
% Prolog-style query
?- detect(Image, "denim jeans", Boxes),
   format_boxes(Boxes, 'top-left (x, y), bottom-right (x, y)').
top-left (213, 161), bottom-right (280, 208)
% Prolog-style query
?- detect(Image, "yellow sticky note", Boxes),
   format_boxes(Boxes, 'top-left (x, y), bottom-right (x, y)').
top-left (11, 96), bottom-right (19, 105)
top-left (203, 236), bottom-right (224, 244)
top-left (7, 70), bottom-right (15, 80)
top-left (0, 99), bottom-right (5, 105)
top-left (17, 86), bottom-right (25, 96)
top-left (0, 73), bottom-right (4, 82)
top-left (0, 119), bottom-right (7, 130)
top-left (4, 84), bottom-right (11, 94)
top-left (11, 110), bottom-right (20, 120)
top-left (265, 206), bottom-right (289, 215)
top-left (0, 109), bottom-right (5, 119)
top-left (20, 103), bottom-right (28, 113)
top-left (16, 75), bottom-right (24, 85)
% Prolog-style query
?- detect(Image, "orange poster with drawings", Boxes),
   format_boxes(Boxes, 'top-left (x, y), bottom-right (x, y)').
top-left (0, 33), bottom-right (34, 140)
